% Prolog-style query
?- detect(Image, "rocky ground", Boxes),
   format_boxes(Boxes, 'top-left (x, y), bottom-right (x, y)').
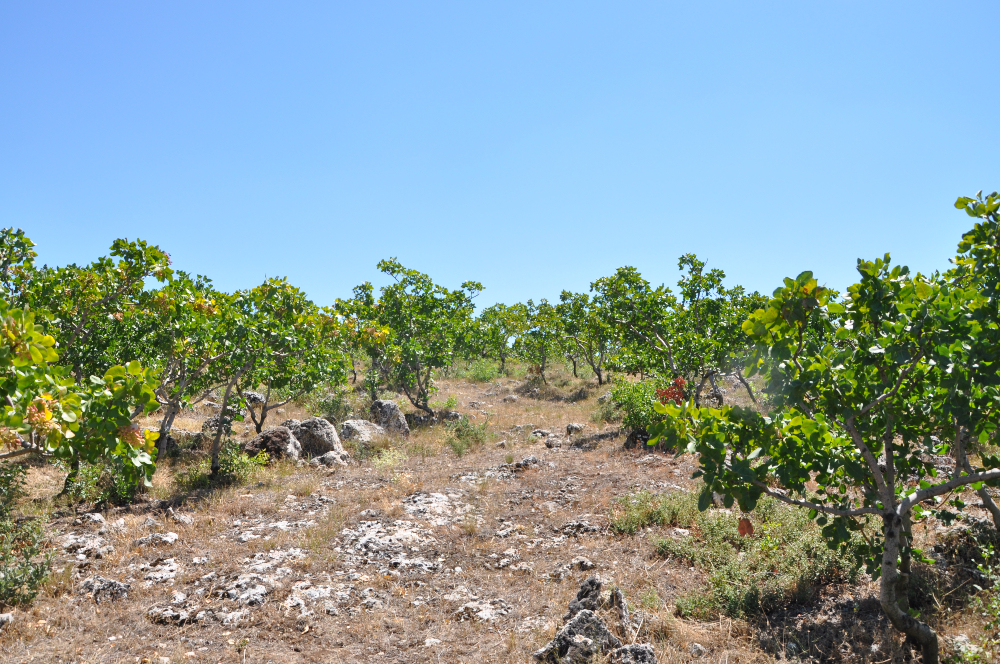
top-left (0, 373), bottom-right (994, 663)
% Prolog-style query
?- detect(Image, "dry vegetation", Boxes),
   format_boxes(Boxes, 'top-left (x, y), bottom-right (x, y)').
top-left (0, 366), bottom-right (997, 663)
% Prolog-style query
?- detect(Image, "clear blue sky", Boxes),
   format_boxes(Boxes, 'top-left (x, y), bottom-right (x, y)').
top-left (2, 2), bottom-right (997, 307)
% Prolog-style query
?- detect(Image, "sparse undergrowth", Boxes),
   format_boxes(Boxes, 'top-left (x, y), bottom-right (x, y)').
top-left (0, 462), bottom-right (50, 609)
top-left (614, 490), bottom-right (863, 620)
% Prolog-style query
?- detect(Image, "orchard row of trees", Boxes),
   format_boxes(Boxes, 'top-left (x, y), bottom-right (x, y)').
top-left (653, 191), bottom-right (1000, 663)
top-left (0, 231), bottom-right (755, 486)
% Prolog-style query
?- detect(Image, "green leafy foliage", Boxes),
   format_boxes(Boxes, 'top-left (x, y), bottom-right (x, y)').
top-left (610, 379), bottom-right (673, 433)
top-left (513, 299), bottom-right (561, 383)
top-left (610, 490), bottom-right (698, 535)
top-left (338, 259), bottom-right (481, 414)
top-left (178, 440), bottom-right (269, 491)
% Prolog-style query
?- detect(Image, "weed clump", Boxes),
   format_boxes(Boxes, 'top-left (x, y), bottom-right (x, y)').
top-left (610, 490), bottom-right (698, 535)
top-left (372, 448), bottom-right (407, 475)
top-left (446, 416), bottom-right (492, 457)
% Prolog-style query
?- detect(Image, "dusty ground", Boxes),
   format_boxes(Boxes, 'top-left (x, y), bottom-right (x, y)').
top-left (0, 371), bottom-right (994, 664)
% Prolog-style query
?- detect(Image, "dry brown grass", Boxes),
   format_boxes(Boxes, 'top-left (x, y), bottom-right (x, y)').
top-left (1, 366), bottom-right (995, 663)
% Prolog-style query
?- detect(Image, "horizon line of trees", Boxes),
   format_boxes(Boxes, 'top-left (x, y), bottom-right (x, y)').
top-left (0, 229), bottom-right (757, 485)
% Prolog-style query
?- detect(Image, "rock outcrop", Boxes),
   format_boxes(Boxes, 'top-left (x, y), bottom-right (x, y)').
top-left (533, 609), bottom-right (621, 663)
top-left (339, 420), bottom-right (386, 450)
top-left (244, 427), bottom-right (301, 461)
top-left (287, 417), bottom-right (350, 460)
top-left (370, 400), bottom-right (410, 438)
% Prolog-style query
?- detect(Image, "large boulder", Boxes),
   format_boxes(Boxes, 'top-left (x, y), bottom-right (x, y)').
top-left (244, 427), bottom-right (301, 461)
top-left (370, 400), bottom-right (410, 438)
top-left (287, 417), bottom-right (350, 459)
top-left (533, 610), bottom-right (621, 663)
top-left (340, 420), bottom-right (386, 449)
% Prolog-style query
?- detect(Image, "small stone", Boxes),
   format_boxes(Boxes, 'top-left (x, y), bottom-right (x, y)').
top-left (566, 575), bottom-right (603, 618)
top-left (566, 423), bottom-right (585, 435)
top-left (502, 395), bottom-right (519, 403)
top-left (0, 613), bottom-right (13, 632)
top-left (688, 643), bottom-right (708, 657)
top-left (571, 557), bottom-right (595, 571)
top-left (310, 450), bottom-right (350, 467)
top-left (81, 576), bottom-right (131, 603)
top-left (133, 532), bottom-right (179, 547)
top-left (610, 643), bottom-right (657, 664)
top-left (424, 638), bottom-right (442, 647)
top-left (84, 513), bottom-right (106, 524)
top-left (454, 598), bottom-right (511, 622)
top-left (168, 508), bottom-right (194, 525)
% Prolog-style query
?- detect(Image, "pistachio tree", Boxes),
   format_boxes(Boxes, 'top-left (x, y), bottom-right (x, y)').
top-left (592, 258), bottom-right (762, 404)
top-left (651, 247), bottom-right (1000, 662)
top-left (144, 272), bottom-right (229, 454)
top-left (473, 302), bottom-right (527, 375)
top-left (557, 291), bottom-right (613, 385)
top-left (23, 238), bottom-right (172, 380)
top-left (514, 299), bottom-right (562, 384)
top-left (237, 292), bottom-right (348, 434)
top-left (341, 260), bottom-right (481, 415)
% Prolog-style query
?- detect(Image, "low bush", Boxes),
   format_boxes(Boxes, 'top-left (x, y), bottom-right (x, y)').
top-left (653, 496), bottom-right (863, 619)
top-left (590, 395), bottom-right (622, 424)
top-left (177, 440), bottom-right (269, 491)
top-left (430, 395), bottom-right (458, 410)
top-left (372, 448), bottom-right (407, 475)
top-left (610, 379), bottom-right (670, 432)
top-left (312, 386), bottom-right (356, 423)
top-left (0, 462), bottom-right (51, 608)
top-left (446, 415), bottom-right (492, 457)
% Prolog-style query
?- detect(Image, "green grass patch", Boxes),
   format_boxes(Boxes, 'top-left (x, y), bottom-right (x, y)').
top-left (610, 490), bottom-right (699, 535)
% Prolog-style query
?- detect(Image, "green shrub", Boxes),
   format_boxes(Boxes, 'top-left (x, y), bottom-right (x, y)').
top-left (654, 496), bottom-right (862, 618)
top-left (467, 359), bottom-right (503, 382)
top-left (372, 448), bottom-right (407, 475)
top-left (313, 386), bottom-right (356, 423)
top-left (177, 440), bottom-right (269, 491)
top-left (446, 416), bottom-right (492, 457)
top-left (59, 461), bottom-right (104, 504)
top-left (0, 462), bottom-right (51, 608)
top-left (610, 379), bottom-right (670, 432)
top-left (590, 395), bottom-right (622, 424)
